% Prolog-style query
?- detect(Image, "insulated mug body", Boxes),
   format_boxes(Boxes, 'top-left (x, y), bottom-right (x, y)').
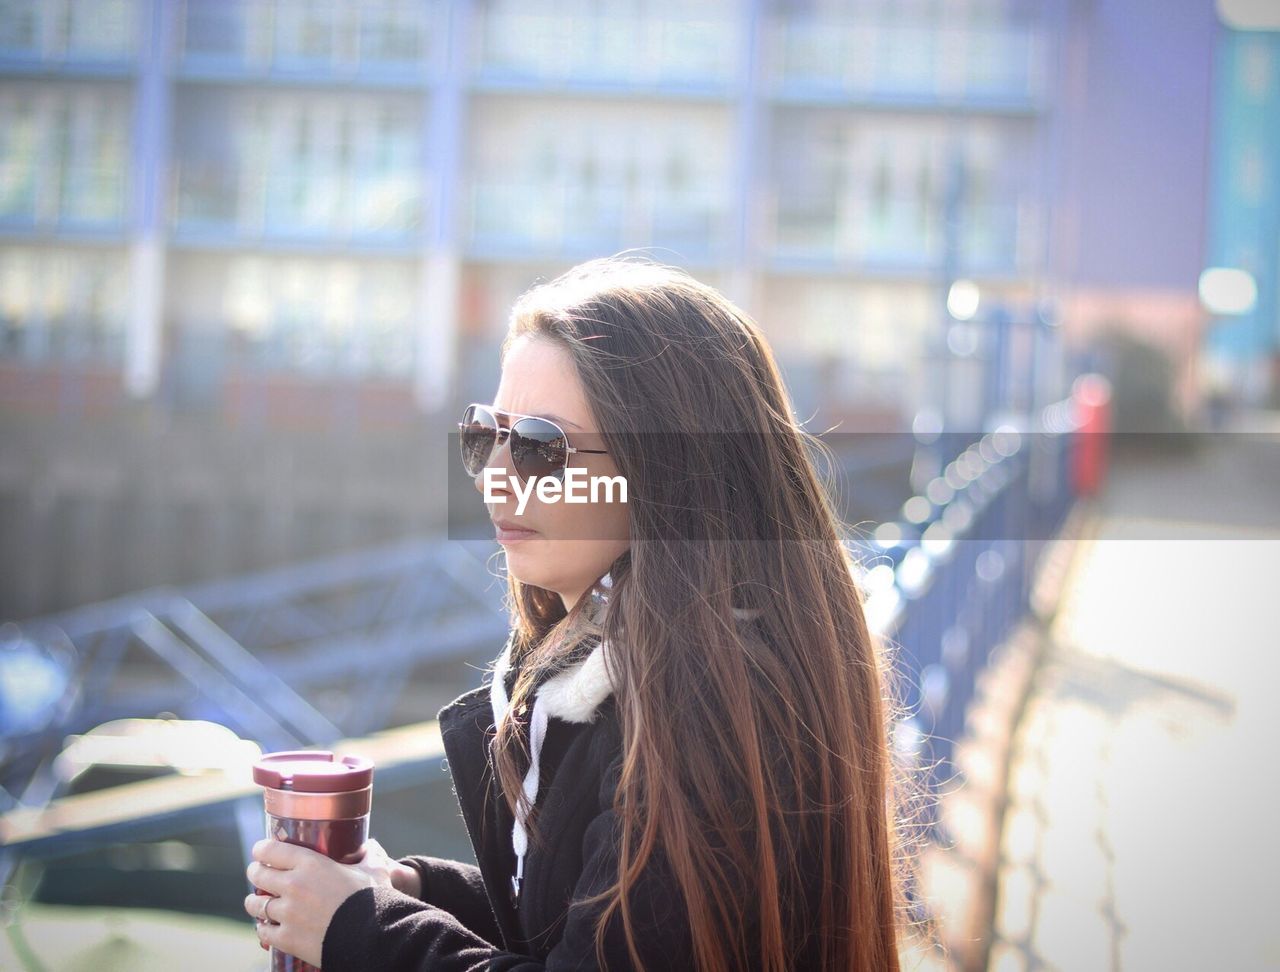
top-left (252, 751), bottom-right (375, 972)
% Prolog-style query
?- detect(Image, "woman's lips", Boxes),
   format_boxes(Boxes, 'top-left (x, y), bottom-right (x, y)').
top-left (494, 522), bottom-right (538, 545)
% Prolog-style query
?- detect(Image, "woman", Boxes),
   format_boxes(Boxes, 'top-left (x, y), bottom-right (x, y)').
top-left (245, 257), bottom-right (909, 970)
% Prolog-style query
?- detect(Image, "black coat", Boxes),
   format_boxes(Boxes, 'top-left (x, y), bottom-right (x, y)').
top-left (320, 633), bottom-right (828, 970)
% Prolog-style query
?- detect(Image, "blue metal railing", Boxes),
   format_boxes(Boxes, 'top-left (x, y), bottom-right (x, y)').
top-left (855, 395), bottom-right (1081, 823)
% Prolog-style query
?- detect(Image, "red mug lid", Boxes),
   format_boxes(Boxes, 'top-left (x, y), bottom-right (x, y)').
top-left (252, 750), bottom-right (374, 793)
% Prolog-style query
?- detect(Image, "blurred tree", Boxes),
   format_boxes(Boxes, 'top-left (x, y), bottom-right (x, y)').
top-left (1092, 323), bottom-right (1193, 451)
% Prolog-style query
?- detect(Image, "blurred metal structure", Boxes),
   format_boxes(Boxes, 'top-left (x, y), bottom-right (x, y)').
top-left (0, 538), bottom-right (507, 816)
top-left (0, 715), bottom-right (460, 914)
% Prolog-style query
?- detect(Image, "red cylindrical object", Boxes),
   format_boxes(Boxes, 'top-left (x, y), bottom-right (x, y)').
top-left (252, 751), bottom-right (375, 972)
top-left (1071, 373), bottom-right (1112, 496)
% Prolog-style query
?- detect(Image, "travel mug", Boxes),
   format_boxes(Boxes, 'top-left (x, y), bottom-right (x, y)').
top-left (252, 750), bottom-right (375, 972)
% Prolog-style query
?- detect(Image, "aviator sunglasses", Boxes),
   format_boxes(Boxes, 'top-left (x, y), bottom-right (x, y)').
top-left (458, 403), bottom-right (608, 482)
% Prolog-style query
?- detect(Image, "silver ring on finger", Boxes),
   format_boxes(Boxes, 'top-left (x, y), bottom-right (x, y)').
top-left (261, 895), bottom-right (276, 924)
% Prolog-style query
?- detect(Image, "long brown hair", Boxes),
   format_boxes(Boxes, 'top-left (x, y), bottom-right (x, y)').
top-left (490, 256), bottom-right (908, 971)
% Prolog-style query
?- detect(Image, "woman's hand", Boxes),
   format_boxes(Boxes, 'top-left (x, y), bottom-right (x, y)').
top-left (243, 836), bottom-right (403, 966)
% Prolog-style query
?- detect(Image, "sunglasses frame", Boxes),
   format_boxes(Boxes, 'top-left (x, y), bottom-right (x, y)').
top-left (457, 402), bottom-right (609, 482)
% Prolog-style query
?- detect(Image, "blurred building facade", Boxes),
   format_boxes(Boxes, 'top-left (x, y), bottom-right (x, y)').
top-left (0, 0), bottom-right (1070, 618)
top-left (1048, 0), bottom-right (1280, 418)
top-left (1204, 6), bottom-right (1280, 405)
top-left (5, 0), bottom-right (1258, 618)
top-left (1, 0), bottom-right (1058, 432)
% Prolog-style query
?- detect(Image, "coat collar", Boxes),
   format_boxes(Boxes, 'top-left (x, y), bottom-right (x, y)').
top-left (532, 637), bottom-right (615, 724)
top-left (492, 630), bottom-right (617, 725)
top-left (490, 604), bottom-right (761, 726)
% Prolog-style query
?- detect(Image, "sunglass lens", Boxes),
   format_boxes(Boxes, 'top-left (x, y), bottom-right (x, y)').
top-left (459, 405), bottom-right (497, 477)
top-left (511, 418), bottom-right (568, 481)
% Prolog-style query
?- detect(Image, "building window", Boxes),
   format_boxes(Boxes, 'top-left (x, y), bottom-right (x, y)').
top-left (0, 247), bottom-right (128, 364)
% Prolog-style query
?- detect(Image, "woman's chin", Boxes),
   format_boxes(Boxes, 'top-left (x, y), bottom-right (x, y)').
top-left (501, 538), bottom-right (547, 575)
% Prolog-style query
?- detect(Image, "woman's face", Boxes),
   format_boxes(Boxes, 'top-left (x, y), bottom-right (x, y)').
top-left (476, 333), bottom-right (630, 611)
